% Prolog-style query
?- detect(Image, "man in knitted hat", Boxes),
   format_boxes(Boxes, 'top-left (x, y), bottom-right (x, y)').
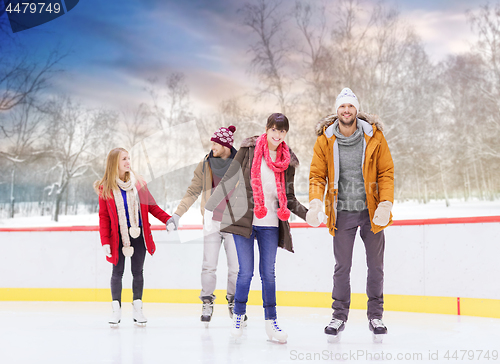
top-left (167, 125), bottom-right (240, 325)
top-left (307, 88), bottom-right (394, 342)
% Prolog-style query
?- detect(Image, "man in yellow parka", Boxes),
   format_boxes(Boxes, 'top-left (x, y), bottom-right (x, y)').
top-left (307, 88), bottom-right (394, 342)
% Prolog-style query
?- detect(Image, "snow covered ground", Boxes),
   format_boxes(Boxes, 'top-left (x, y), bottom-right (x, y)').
top-left (0, 199), bottom-right (499, 228)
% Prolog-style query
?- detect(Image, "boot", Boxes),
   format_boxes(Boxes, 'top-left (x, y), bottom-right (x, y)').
top-left (369, 318), bottom-right (387, 343)
top-left (132, 299), bottom-right (147, 326)
top-left (265, 319), bottom-right (288, 343)
top-left (227, 296), bottom-right (235, 319)
top-left (109, 300), bottom-right (121, 327)
top-left (324, 316), bottom-right (345, 336)
top-left (231, 313), bottom-right (245, 338)
top-left (201, 298), bottom-right (214, 324)
top-left (324, 315), bottom-right (345, 343)
top-left (226, 296), bottom-right (248, 324)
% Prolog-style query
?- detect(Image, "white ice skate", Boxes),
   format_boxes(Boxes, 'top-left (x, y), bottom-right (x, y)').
top-left (227, 299), bottom-right (248, 325)
top-left (324, 317), bottom-right (345, 343)
top-left (132, 299), bottom-right (147, 326)
top-left (109, 300), bottom-right (121, 328)
top-left (369, 318), bottom-right (387, 343)
top-left (231, 314), bottom-right (245, 339)
top-left (265, 319), bottom-right (288, 343)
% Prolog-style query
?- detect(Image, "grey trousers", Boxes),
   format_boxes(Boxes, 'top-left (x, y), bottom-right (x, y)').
top-left (200, 220), bottom-right (238, 302)
top-left (332, 209), bottom-right (385, 321)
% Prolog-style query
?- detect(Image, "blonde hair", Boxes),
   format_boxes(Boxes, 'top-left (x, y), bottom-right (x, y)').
top-left (94, 148), bottom-right (133, 199)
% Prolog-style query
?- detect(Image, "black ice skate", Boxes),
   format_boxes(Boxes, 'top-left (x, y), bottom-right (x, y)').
top-left (201, 299), bottom-right (214, 327)
top-left (324, 316), bottom-right (345, 343)
top-left (369, 318), bottom-right (387, 343)
top-left (227, 296), bottom-right (235, 318)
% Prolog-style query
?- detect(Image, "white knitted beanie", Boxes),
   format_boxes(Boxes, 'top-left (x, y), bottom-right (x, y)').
top-left (335, 88), bottom-right (359, 113)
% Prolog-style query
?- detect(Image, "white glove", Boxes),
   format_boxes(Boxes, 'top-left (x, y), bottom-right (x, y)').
top-left (102, 244), bottom-right (112, 258)
top-left (372, 201), bottom-right (393, 226)
top-left (306, 199), bottom-right (328, 227)
top-left (166, 213), bottom-right (180, 232)
top-left (204, 209), bottom-right (214, 231)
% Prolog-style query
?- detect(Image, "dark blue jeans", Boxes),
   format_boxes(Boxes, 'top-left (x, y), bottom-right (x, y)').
top-left (233, 226), bottom-right (279, 320)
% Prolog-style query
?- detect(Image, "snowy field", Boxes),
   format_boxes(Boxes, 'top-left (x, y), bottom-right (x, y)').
top-left (0, 199), bottom-right (499, 228)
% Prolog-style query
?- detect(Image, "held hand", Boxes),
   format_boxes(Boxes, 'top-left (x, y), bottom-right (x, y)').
top-left (102, 244), bottom-right (112, 258)
top-left (204, 209), bottom-right (214, 231)
top-left (317, 210), bottom-right (328, 225)
top-left (372, 201), bottom-right (393, 226)
top-left (306, 199), bottom-right (327, 227)
top-left (166, 214), bottom-right (181, 232)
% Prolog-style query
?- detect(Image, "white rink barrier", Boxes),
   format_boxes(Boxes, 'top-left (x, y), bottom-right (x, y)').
top-left (0, 217), bottom-right (499, 318)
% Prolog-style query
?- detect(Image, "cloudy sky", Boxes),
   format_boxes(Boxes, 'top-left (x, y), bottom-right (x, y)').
top-left (0, 0), bottom-right (489, 115)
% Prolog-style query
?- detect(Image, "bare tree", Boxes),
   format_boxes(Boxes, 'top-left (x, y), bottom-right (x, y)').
top-left (0, 48), bottom-right (65, 112)
top-left (44, 97), bottom-right (118, 221)
top-left (291, 0), bottom-right (435, 200)
top-left (144, 72), bottom-right (191, 130)
top-left (294, 0), bottom-right (329, 118)
top-left (458, 4), bottom-right (500, 200)
top-left (0, 100), bottom-right (48, 217)
top-left (240, 0), bottom-right (293, 113)
top-left (143, 72), bottom-right (196, 207)
top-left (468, 3), bottom-right (500, 99)
top-left (120, 103), bottom-right (152, 149)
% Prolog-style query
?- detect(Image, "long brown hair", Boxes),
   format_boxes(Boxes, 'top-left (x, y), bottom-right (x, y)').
top-left (94, 147), bottom-right (133, 199)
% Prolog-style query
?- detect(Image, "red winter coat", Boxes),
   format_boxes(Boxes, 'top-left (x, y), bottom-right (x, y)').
top-left (98, 181), bottom-right (170, 265)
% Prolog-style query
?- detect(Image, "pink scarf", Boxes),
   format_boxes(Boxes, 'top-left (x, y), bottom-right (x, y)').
top-left (251, 133), bottom-right (291, 221)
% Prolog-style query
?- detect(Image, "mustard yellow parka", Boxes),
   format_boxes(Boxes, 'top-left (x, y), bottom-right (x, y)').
top-left (309, 112), bottom-right (394, 237)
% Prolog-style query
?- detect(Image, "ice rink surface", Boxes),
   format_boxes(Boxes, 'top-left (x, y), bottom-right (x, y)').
top-left (1, 302), bottom-right (499, 364)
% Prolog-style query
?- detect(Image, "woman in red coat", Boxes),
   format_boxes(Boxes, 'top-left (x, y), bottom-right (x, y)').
top-left (94, 147), bottom-right (170, 327)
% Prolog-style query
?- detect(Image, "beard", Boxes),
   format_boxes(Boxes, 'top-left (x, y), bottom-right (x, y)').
top-left (338, 113), bottom-right (356, 127)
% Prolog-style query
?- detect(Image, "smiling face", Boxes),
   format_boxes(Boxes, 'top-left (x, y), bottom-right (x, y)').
top-left (117, 151), bottom-right (130, 179)
top-left (337, 103), bottom-right (357, 127)
top-left (211, 141), bottom-right (224, 157)
top-left (266, 126), bottom-right (287, 151)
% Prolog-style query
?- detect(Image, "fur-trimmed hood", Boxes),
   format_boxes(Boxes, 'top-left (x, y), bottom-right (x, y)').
top-left (314, 111), bottom-right (384, 137)
top-left (240, 135), bottom-right (299, 168)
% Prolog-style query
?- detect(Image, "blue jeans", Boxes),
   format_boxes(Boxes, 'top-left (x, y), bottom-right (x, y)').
top-left (233, 226), bottom-right (279, 320)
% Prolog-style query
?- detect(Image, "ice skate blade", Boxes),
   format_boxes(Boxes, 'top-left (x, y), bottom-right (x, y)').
top-left (109, 323), bottom-right (119, 328)
top-left (231, 330), bottom-right (244, 339)
top-left (326, 332), bottom-right (341, 343)
top-left (267, 337), bottom-right (287, 344)
top-left (204, 322), bottom-right (210, 328)
top-left (134, 320), bottom-right (147, 327)
top-left (372, 333), bottom-right (385, 343)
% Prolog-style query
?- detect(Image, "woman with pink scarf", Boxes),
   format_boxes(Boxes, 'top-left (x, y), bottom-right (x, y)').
top-left (204, 113), bottom-right (308, 343)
